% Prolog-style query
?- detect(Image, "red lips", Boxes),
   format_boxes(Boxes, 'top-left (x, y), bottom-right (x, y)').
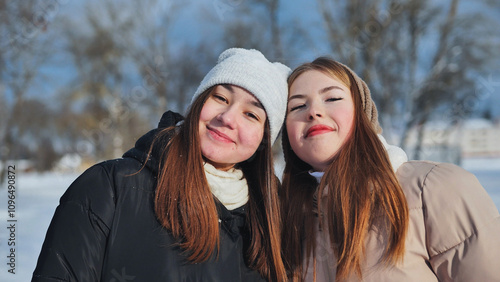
top-left (306, 124), bottom-right (334, 138)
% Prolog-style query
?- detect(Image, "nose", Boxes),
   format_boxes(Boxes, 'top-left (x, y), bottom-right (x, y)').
top-left (308, 103), bottom-right (323, 120)
top-left (217, 107), bottom-right (237, 129)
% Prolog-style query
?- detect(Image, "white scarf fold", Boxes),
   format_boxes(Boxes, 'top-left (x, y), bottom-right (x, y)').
top-left (377, 134), bottom-right (408, 172)
top-left (204, 162), bottom-right (249, 210)
top-left (308, 134), bottom-right (408, 183)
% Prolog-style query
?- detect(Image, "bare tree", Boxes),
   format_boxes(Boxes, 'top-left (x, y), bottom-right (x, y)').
top-left (401, 0), bottom-right (498, 159)
top-left (0, 0), bottom-right (56, 180)
top-left (254, 0), bottom-right (283, 59)
top-left (57, 0), bottom-right (213, 162)
top-left (401, 0), bottom-right (460, 159)
top-left (59, 0), bottom-right (148, 160)
top-left (208, 0), bottom-right (285, 61)
top-left (121, 0), bottom-right (180, 117)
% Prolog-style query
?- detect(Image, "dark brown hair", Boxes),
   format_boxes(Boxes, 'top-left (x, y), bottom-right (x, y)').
top-left (153, 86), bottom-right (286, 281)
top-left (281, 58), bottom-right (409, 281)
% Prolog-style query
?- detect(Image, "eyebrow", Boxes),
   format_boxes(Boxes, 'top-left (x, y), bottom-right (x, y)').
top-left (289, 85), bottom-right (344, 101)
top-left (251, 101), bottom-right (264, 109)
top-left (320, 85), bottom-right (343, 94)
top-left (221, 84), bottom-right (264, 109)
top-left (222, 84), bottom-right (234, 92)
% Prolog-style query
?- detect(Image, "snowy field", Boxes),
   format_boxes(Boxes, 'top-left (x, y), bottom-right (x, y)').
top-left (0, 159), bottom-right (499, 281)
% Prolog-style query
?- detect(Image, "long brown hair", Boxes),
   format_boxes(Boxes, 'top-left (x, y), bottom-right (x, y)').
top-left (153, 86), bottom-right (286, 281)
top-left (281, 58), bottom-right (409, 281)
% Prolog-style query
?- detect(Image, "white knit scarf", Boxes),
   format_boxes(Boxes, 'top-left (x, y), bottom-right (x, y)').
top-left (204, 162), bottom-right (249, 210)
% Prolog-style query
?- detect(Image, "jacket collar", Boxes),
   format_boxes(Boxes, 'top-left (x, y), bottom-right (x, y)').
top-left (122, 111), bottom-right (184, 174)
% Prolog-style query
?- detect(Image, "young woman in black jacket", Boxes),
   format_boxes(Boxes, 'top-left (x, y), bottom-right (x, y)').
top-left (33, 48), bottom-right (290, 281)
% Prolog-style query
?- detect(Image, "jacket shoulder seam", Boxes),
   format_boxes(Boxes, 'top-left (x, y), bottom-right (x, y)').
top-left (420, 162), bottom-right (440, 190)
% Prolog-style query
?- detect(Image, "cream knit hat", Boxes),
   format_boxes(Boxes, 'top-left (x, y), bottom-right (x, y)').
top-left (192, 48), bottom-right (291, 143)
top-left (339, 62), bottom-right (383, 134)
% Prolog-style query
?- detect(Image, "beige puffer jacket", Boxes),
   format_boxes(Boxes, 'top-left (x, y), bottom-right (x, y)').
top-left (305, 141), bottom-right (500, 281)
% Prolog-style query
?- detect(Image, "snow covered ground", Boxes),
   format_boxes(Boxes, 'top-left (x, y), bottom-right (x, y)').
top-left (0, 172), bottom-right (79, 281)
top-left (0, 159), bottom-right (499, 281)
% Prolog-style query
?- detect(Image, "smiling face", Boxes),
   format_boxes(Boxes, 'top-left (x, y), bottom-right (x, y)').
top-left (199, 84), bottom-right (267, 171)
top-left (286, 70), bottom-right (355, 171)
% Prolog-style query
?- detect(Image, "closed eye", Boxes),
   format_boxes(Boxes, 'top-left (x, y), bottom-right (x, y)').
top-left (246, 112), bottom-right (259, 120)
top-left (213, 94), bottom-right (228, 103)
top-left (326, 97), bottom-right (343, 102)
top-left (289, 104), bottom-right (305, 112)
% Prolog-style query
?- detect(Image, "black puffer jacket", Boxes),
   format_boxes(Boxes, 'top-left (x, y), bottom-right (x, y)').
top-left (32, 111), bottom-right (265, 282)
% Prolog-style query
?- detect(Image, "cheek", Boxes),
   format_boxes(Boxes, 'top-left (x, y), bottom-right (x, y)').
top-left (241, 122), bottom-right (265, 148)
top-left (333, 105), bottom-right (355, 135)
top-left (343, 110), bottom-right (355, 136)
top-left (286, 120), bottom-right (301, 149)
top-left (199, 103), bottom-right (212, 123)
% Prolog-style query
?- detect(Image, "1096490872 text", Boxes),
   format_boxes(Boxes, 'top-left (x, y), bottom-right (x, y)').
top-left (6, 165), bottom-right (17, 275)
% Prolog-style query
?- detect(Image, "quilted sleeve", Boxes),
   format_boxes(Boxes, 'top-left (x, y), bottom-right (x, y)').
top-left (32, 164), bottom-right (116, 281)
top-left (422, 163), bottom-right (500, 281)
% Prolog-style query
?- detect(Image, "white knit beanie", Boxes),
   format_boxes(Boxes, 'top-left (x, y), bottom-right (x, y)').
top-left (192, 48), bottom-right (291, 144)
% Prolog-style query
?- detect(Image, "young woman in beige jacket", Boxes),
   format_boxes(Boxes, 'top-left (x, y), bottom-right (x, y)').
top-left (280, 57), bottom-right (500, 281)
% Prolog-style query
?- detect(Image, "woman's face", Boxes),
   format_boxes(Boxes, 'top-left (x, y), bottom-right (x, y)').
top-left (199, 85), bottom-right (267, 171)
top-left (286, 70), bottom-right (355, 171)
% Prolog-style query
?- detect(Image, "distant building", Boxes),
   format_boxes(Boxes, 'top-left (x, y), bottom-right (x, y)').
top-left (461, 119), bottom-right (500, 158)
top-left (404, 118), bottom-right (500, 164)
